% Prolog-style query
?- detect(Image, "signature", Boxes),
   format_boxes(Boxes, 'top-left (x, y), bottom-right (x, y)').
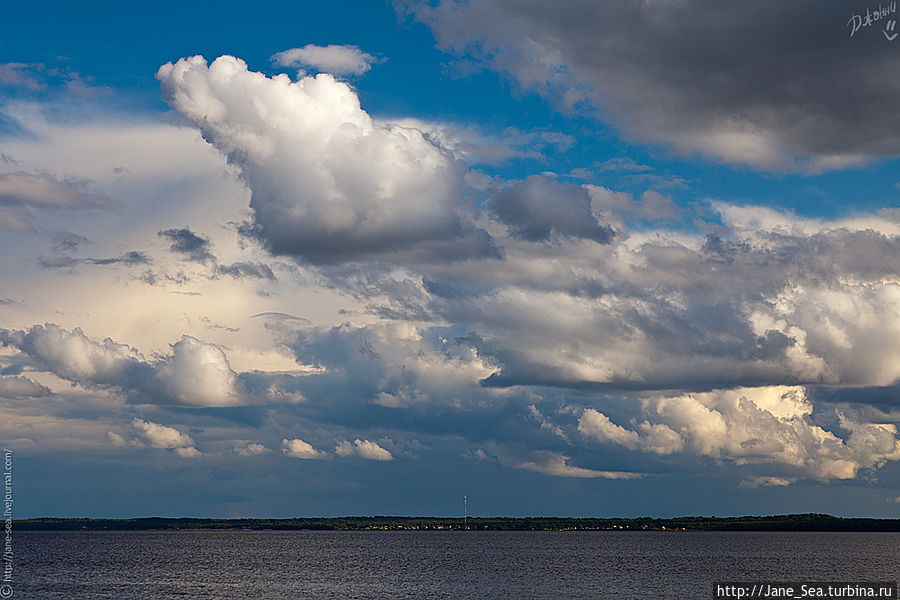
top-left (847, 2), bottom-right (898, 39)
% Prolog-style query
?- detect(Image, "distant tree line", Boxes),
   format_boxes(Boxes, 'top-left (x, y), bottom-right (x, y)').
top-left (13, 514), bottom-right (900, 532)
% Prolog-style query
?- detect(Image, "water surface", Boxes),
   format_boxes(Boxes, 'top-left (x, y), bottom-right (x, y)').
top-left (15, 530), bottom-right (900, 599)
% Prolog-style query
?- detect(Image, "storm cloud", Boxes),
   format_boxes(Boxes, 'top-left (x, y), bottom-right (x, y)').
top-left (402, 0), bottom-right (900, 171)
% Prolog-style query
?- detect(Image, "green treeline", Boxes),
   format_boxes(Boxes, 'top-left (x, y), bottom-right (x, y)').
top-left (13, 513), bottom-right (900, 532)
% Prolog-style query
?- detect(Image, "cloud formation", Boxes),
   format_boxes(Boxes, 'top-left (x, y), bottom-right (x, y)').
top-left (387, 118), bottom-right (576, 166)
top-left (0, 63), bottom-right (44, 90)
top-left (157, 55), bottom-right (489, 264)
top-left (0, 172), bottom-right (105, 208)
top-left (515, 450), bottom-right (641, 480)
top-left (5, 43), bottom-right (896, 502)
top-left (38, 251), bottom-right (149, 269)
top-left (335, 438), bottom-right (394, 461)
top-left (159, 227), bottom-right (215, 263)
top-left (0, 172), bottom-right (107, 232)
top-left (579, 387), bottom-right (900, 481)
top-left (403, 0), bottom-right (900, 171)
top-left (0, 324), bottom-right (246, 406)
top-left (132, 417), bottom-right (200, 457)
top-left (8, 0), bottom-right (900, 518)
top-left (238, 199), bottom-right (900, 420)
top-left (282, 438), bottom-right (325, 459)
top-left (158, 226), bottom-right (275, 280)
top-left (271, 44), bottom-right (381, 76)
top-left (235, 442), bottom-right (270, 456)
top-left (134, 59), bottom-right (900, 484)
top-left (490, 175), bottom-right (614, 242)
top-left (404, 207), bottom-right (900, 392)
top-left (0, 375), bottom-right (51, 398)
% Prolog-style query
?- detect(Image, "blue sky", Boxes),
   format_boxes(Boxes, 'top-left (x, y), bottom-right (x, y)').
top-left (2, 0), bottom-right (900, 518)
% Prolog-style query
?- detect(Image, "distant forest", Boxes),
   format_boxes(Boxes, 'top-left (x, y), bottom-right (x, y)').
top-left (14, 514), bottom-right (900, 532)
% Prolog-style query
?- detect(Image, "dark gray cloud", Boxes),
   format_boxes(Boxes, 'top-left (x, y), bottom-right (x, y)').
top-left (403, 0), bottom-right (900, 171)
top-left (159, 227), bottom-right (215, 263)
top-left (808, 384), bottom-right (900, 407)
top-left (90, 251), bottom-right (150, 266)
top-left (51, 231), bottom-right (91, 254)
top-left (490, 175), bottom-right (614, 242)
top-left (215, 261), bottom-right (275, 281)
top-left (38, 251), bottom-right (150, 269)
top-left (158, 226), bottom-right (276, 280)
top-left (136, 269), bottom-right (189, 287)
top-left (38, 255), bottom-right (80, 268)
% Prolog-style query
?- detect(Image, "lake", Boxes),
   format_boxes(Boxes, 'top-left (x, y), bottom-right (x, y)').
top-left (13, 530), bottom-right (900, 599)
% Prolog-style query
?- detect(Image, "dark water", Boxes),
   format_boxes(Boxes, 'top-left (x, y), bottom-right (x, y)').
top-left (13, 531), bottom-right (900, 599)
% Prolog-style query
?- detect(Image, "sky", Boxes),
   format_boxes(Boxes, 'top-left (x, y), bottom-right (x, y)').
top-left (2, 0), bottom-right (900, 519)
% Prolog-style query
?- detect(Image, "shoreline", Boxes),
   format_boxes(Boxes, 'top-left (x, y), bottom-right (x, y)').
top-left (12, 513), bottom-right (900, 532)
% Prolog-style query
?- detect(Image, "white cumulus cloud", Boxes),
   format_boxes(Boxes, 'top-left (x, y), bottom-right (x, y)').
top-left (157, 336), bottom-right (243, 407)
top-left (335, 438), bottom-right (393, 461)
top-left (157, 55), bottom-right (484, 264)
top-left (0, 324), bottom-right (245, 407)
top-left (132, 418), bottom-right (197, 455)
top-left (282, 437), bottom-right (325, 459)
top-left (579, 387), bottom-right (900, 482)
top-left (271, 44), bottom-right (381, 76)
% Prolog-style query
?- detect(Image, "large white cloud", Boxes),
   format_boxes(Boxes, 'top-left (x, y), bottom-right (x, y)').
top-left (578, 387), bottom-right (900, 481)
top-left (153, 52), bottom-right (900, 395)
top-left (281, 318), bottom-right (499, 411)
top-left (398, 206), bottom-right (900, 392)
top-left (157, 55), bottom-right (487, 263)
top-left (157, 336), bottom-right (243, 406)
top-left (6, 47), bottom-right (900, 494)
top-left (249, 200), bottom-right (900, 485)
top-left (0, 324), bottom-right (246, 406)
